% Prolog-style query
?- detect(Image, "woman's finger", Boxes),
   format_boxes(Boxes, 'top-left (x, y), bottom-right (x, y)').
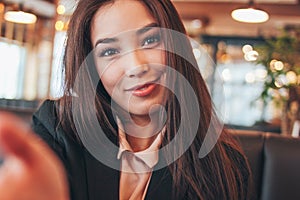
top-left (0, 112), bottom-right (70, 200)
top-left (0, 112), bottom-right (34, 163)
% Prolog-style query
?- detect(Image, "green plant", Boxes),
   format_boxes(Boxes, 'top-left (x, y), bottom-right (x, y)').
top-left (254, 29), bottom-right (300, 134)
top-left (255, 31), bottom-right (300, 107)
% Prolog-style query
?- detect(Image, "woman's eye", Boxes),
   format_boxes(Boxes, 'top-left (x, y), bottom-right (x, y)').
top-left (99, 48), bottom-right (119, 57)
top-left (142, 34), bottom-right (161, 47)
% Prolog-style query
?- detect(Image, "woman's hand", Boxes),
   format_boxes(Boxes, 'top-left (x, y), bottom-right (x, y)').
top-left (0, 112), bottom-right (69, 200)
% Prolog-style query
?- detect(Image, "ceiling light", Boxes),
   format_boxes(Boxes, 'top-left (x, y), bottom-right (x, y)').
top-left (231, 0), bottom-right (269, 23)
top-left (4, 3), bottom-right (37, 24)
top-left (4, 11), bottom-right (37, 24)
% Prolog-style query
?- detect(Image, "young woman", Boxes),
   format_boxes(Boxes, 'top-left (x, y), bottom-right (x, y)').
top-left (0, 0), bottom-right (251, 199)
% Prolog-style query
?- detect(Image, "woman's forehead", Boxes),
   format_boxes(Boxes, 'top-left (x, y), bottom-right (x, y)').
top-left (91, 0), bottom-right (156, 44)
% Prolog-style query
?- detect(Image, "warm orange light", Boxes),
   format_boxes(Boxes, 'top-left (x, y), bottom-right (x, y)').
top-left (0, 3), bottom-right (4, 13)
top-left (57, 5), bottom-right (66, 15)
top-left (55, 20), bottom-right (65, 31)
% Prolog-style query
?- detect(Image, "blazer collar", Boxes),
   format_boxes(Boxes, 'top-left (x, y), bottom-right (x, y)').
top-left (83, 148), bottom-right (174, 200)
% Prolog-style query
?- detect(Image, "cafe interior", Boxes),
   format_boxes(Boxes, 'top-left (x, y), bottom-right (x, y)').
top-left (0, 0), bottom-right (300, 199)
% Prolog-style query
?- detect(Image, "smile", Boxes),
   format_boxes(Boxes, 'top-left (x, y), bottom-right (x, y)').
top-left (131, 83), bottom-right (157, 97)
top-left (125, 76), bottom-right (162, 97)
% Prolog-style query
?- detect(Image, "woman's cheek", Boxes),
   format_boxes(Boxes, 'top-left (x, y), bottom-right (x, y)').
top-left (100, 76), bottom-right (114, 95)
top-left (101, 69), bottom-right (123, 94)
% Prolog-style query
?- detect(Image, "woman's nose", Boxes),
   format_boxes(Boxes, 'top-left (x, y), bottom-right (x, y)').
top-left (125, 50), bottom-right (150, 78)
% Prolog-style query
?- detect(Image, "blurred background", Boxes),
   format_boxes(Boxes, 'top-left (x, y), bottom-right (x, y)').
top-left (0, 0), bottom-right (299, 135)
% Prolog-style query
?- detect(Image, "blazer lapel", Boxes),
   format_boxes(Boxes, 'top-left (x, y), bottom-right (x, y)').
top-left (145, 167), bottom-right (173, 200)
top-left (84, 149), bottom-right (120, 200)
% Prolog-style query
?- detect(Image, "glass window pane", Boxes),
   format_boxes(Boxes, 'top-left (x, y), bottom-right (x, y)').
top-left (0, 40), bottom-right (25, 99)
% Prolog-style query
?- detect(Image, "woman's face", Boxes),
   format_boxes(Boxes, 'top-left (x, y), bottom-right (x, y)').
top-left (91, 0), bottom-right (167, 118)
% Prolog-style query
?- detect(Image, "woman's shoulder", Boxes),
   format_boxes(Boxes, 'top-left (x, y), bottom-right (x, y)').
top-left (32, 99), bottom-right (80, 145)
top-left (32, 99), bottom-right (59, 135)
top-left (222, 139), bottom-right (252, 195)
top-left (222, 139), bottom-right (249, 171)
top-left (34, 99), bottom-right (58, 119)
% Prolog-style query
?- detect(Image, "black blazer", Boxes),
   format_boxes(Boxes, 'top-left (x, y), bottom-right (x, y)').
top-left (32, 100), bottom-right (250, 200)
top-left (32, 100), bottom-right (174, 200)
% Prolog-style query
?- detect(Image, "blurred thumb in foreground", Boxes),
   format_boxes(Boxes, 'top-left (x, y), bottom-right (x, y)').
top-left (0, 112), bottom-right (69, 200)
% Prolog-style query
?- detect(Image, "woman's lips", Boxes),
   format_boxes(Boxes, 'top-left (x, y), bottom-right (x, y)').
top-left (131, 83), bottom-right (157, 97)
top-left (125, 75), bottom-right (163, 97)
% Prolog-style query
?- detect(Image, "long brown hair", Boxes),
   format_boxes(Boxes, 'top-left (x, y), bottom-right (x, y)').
top-left (58, 0), bottom-right (251, 199)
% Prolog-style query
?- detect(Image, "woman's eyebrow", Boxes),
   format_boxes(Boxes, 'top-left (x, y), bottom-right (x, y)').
top-left (94, 23), bottom-right (159, 48)
top-left (94, 37), bottom-right (118, 48)
top-left (136, 22), bottom-right (159, 35)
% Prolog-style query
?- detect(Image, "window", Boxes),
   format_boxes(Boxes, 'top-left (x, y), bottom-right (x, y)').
top-left (200, 35), bottom-right (276, 128)
top-left (0, 40), bottom-right (25, 99)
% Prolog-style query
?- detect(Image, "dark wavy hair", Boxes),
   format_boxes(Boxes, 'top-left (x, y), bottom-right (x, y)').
top-left (58, 0), bottom-right (251, 199)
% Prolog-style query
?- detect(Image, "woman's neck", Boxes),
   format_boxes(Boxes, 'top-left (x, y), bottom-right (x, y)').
top-left (122, 113), bottom-right (165, 152)
top-left (125, 133), bottom-right (158, 152)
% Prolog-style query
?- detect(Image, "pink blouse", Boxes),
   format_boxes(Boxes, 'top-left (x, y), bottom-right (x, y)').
top-left (117, 122), bottom-right (165, 200)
